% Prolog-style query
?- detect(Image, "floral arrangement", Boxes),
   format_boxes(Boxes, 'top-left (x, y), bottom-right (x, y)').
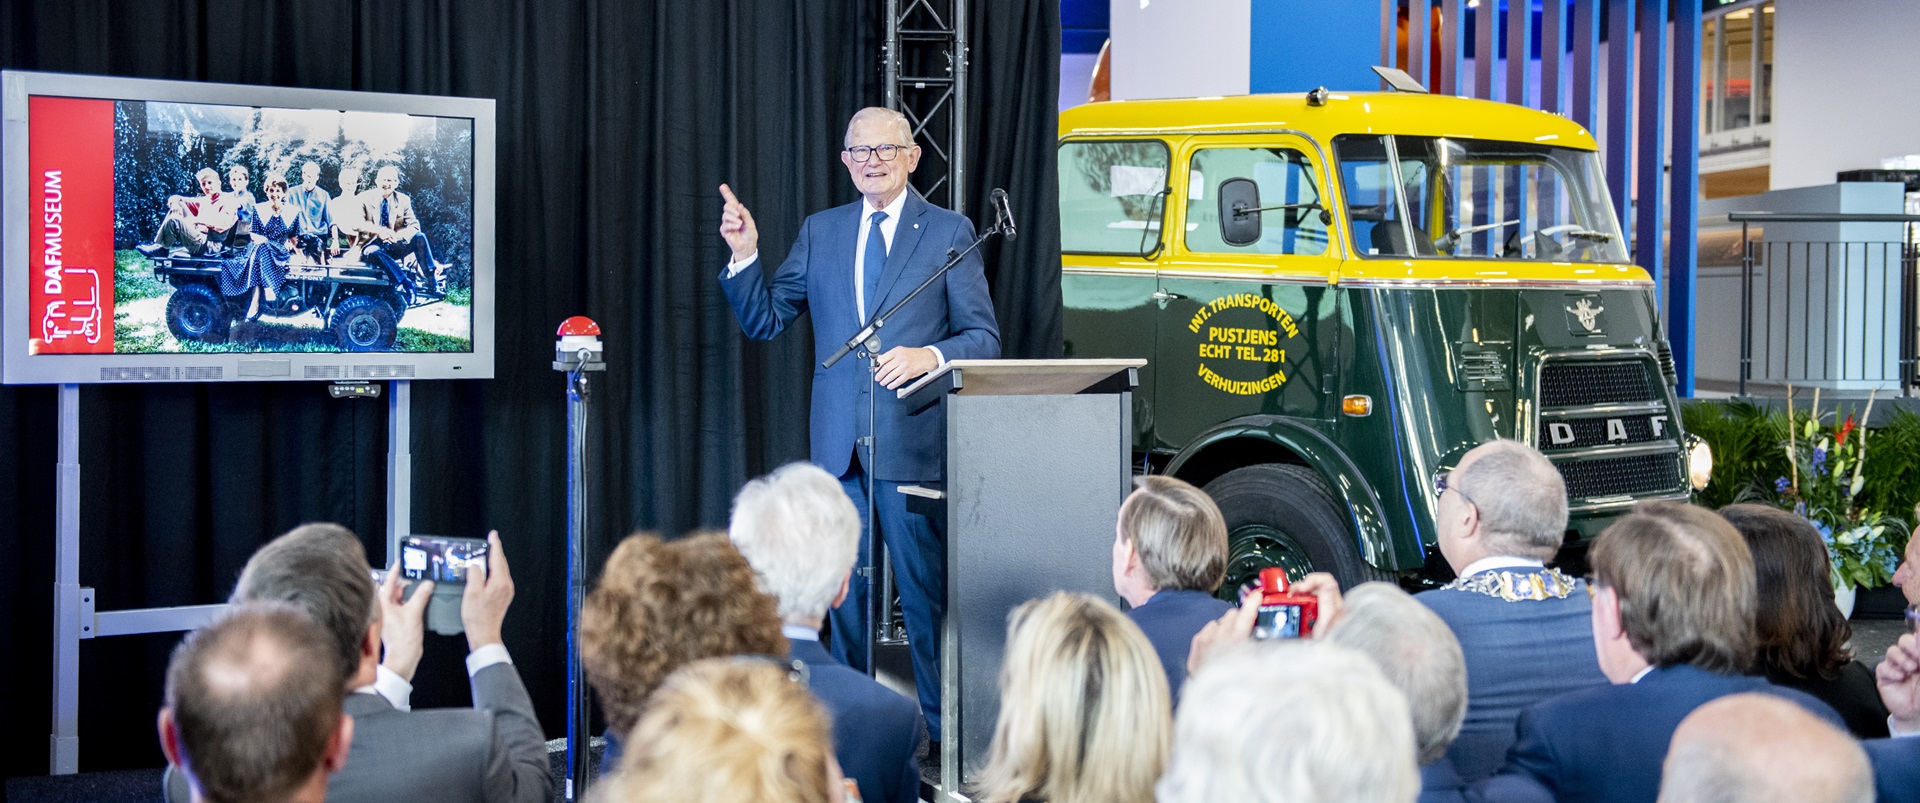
top-left (1769, 388), bottom-right (1909, 591)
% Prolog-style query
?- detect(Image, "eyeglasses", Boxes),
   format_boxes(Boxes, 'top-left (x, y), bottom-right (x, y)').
top-left (845, 144), bottom-right (912, 163)
top-left (1433, 472), bottom-right (1476, 508)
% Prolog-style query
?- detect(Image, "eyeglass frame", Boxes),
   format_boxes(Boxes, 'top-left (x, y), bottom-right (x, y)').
top-left (844, 143), bottom-right (915, 163)
top-left (1432, 471), bottom-right (1477, 509)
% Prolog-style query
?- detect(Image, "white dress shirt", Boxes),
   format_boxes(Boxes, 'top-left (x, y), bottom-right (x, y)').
top-left (354, 643), bottom-right (514, 710)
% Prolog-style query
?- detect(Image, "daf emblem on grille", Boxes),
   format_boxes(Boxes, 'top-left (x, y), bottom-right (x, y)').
top-left (1565, 297), bottom-right (1605, 335)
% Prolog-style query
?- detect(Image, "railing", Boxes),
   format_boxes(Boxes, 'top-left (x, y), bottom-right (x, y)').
top-left (1729, 212), bottom-right (1920, 397)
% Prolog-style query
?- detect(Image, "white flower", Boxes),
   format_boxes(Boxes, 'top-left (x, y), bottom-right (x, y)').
top-left (1838, 528), bottom-right (1861, 546)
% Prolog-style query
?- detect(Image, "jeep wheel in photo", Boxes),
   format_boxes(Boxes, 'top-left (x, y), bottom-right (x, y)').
top-left (329, 294), bottom-right (398, 351)
top-left (165, 283), bottom-right (232, 343)
top-left (1203, 463), bottom-right (1390, 595)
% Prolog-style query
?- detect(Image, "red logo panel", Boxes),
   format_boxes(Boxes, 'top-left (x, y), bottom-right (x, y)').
top-left (28, 96), bottom-right (115, 354)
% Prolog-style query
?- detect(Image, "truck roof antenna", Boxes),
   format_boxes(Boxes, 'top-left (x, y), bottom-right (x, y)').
top-left (1371, 65), bottom-right (1430, 94)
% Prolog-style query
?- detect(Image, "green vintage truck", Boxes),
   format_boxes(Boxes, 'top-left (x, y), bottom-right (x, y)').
top-left (1057, 88), bottom-right (1710, 588)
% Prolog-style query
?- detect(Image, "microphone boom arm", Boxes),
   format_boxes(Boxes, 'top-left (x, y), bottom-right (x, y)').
top-left (821, 204), bottom-right (1013, 369)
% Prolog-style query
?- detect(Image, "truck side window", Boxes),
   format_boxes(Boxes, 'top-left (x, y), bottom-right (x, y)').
top-left (1058, 140), bottom-right (1170, 255)
top-left (1183, 147), bottom-right (1329, 257)
top-left (1332, 134), bottom-right (1434, 258)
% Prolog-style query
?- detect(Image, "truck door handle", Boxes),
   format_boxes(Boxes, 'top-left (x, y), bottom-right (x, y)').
top-left (1151, 289), bottom-right (1185, 302)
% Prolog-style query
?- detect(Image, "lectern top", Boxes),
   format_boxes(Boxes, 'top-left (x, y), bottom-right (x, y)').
top-left (899, 358), bottom-right (1145, 403)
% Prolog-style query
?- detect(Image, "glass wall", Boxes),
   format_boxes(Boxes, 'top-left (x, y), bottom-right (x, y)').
top-left (1703, 1), bottom-right (1773, 137)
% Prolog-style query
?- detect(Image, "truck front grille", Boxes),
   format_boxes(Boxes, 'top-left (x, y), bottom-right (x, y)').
top-left (1535, 356), bottom-right (1687, 508)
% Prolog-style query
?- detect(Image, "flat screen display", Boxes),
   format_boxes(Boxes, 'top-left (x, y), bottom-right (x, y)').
top-left (3, 71), bottom-right (495, 383)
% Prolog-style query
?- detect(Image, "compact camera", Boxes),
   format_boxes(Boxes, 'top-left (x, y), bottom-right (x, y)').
top-left (1251, 567), bottom-right (1318, 639)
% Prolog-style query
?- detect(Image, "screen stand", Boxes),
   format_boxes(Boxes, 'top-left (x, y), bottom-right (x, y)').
top-left (47, 381), bottom-right (414, 774)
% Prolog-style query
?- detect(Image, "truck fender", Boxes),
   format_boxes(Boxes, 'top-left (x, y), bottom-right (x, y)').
top-left (1164, 416), bottom-right (1420, 573)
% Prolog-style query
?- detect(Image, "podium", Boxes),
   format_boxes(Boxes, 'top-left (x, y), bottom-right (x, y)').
top-left (899, 358), bottom-right (1144, 796)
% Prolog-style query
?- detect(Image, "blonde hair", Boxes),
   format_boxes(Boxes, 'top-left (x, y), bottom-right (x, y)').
top-left (594, 658), bottom-right (834, 803)
top-left (1118, 475), bottom-right (1228, 593)
top-left (974, 592), bottom-right (1170, 803)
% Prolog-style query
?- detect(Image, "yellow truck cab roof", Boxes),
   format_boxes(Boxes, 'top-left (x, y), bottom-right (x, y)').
top-left (1059, 91), bottom-right (1598, 151)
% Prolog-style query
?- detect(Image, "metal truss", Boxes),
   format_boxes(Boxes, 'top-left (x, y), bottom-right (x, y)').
top-left (885, 0), bottom-right (968, 212)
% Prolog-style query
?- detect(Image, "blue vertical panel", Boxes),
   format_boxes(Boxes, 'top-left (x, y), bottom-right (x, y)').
top-left (1474, 1), bottom-right (1496, 98)
top-left (1541, 0), bottom-right (1566, 114)
top-left (1437, 0), bottom-right (1466, 95)
top-left (1251, 0), bottom-right (1384, 93)
top-left (1506, 2), bottom-right (1532, 107)
top-left (1669, 0), bottom-right (1702, 395)
top-left (1604, 0), bottom-right (1634, 233)
top-left (1571, 1), bottom-right (1601, 134)
top-left (1634, 0), bottom-right (1668, 286)
top-left (1409, 0), bottom-right (1431, 87)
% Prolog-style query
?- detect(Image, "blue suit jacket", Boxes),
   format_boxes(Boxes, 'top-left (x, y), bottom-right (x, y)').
top-left (1417, 569), bottom-right (1609, 782)
top-left (1487, 664), bottom-right (1845, 803)
top-left (1126, 589), bottom-right (1232, 704)
top-left (789, 637), bottom-right (924, 803)
top-left (720, 193), bottom-right (1001, 481)
top-left (1865, 735), bottom-right (1920, 803)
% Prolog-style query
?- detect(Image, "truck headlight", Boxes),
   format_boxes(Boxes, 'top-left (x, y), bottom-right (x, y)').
top-left (1687, 435), bottom-right (1713, 491)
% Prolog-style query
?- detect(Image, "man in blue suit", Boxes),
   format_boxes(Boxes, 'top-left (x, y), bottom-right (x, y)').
top-left (1416, 440), bottom-right (1608, 782)
top-left (717, 106), bottom-right (1001, 746)
top-left (729, 463), bottom-right (923, 803)
top-left (1483, 502), bottom-right (1843, 803)
top-left (1111, 475), bottom-right (1233, 703)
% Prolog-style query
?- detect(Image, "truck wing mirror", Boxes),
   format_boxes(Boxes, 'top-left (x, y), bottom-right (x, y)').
top-left (1219, 177), bottom-right (1262, 247)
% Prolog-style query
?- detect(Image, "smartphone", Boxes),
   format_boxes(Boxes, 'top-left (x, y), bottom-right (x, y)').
top-left (399, 535), bottom-right (489, 585)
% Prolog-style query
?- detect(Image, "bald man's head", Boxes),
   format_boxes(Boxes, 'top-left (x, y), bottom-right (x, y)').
top-left (1658, 693), bottom-right (1870, 803)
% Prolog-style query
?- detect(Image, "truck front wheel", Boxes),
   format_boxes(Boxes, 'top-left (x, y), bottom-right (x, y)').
top-left (330, 294), bottom-right (398, 351)
top-left (165, 283), bottom-right (231, 344)
top-left (1203, 463), bottom-right (1390, 595)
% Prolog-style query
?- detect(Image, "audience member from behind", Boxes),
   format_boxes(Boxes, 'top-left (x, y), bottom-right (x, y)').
top-left (165, 523), bottom-right (550, 803)
top-left (158, 604), bottom-right (354, 803)
top-left (1322, 583), bottom-right (1470, 803)
top-left (1416, 439), bottom-right (1607, 782)
top-left (1159, 640), bottom-right (1419, 803)
top-left (974, 592), bottom-right (1169, 803)
top-left (581, 530), bottom-right (786, 766)
top-left (1720, 503), bottom-right (1889, 737)
top-left (1659, 692), bottom-right (1872, 803)
top-left (592, 658), bottom-right (846, 803)
top-left (1488, 502), bottom-right (1843, 803)
top-left (729, 462), bottom-right (923, 803)
top-left (1111, 475), bottom-right (1233, 702)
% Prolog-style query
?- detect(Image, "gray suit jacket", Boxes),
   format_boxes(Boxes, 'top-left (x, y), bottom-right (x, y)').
top-left (165, 663), bottom-right (551, 803)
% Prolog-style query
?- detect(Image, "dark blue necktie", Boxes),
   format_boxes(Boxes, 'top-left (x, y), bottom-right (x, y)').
top-left (381, 198), bottom-right (391, 228)
top-left (862, 210), bottom-right (888, 321)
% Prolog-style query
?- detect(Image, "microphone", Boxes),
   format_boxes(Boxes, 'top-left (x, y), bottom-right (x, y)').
top-left (990, 188), bottom-right (1017, 242)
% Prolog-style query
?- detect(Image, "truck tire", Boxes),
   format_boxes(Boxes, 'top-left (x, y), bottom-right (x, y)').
top-left (165, 283), bottom-right (231, 343)
top-left (1203, 463), bottom-right (1391, 595)
top-left (330, 294), bottom-right (398, 351)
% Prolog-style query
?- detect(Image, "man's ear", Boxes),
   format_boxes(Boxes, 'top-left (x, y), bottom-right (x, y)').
top-left (158, 707), bottom-right (183, 768)
top-left (362, 622), bottom-right (381, 661)
top-left (832, 570), bottom-right (852, 609)
top-left (322, 714), bottom-right (355, 773)
top-left (1593, 585), bottom-right (1626, 642)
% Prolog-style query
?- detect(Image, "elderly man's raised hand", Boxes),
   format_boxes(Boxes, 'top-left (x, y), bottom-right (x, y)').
top-left (718, 184), bottom-right (759, 264)
top-left (1879, 633), bottom-right (1920, 734)
top-left (461, 530), bottom-right (515, 653)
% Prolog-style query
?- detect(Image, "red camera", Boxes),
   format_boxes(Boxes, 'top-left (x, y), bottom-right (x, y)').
top-left (1251, 567), bottom-right (1317, 639)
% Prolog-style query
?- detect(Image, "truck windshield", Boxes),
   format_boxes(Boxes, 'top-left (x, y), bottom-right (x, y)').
top-left (1333, 134), bottom-right (1628, 264)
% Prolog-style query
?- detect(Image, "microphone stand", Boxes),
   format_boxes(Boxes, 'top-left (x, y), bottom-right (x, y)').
top-left (821, 205), bottom-right (1011, 679)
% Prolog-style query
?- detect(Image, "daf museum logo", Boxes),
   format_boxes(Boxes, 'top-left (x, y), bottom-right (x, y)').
top-left (1564, 296), bottom-right (1605, 335)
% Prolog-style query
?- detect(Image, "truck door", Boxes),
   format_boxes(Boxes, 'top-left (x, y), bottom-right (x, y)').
top-left (1153, 136), bottom-right (1345, 449)
top-left (1057, 138), bottom-right (1173, 450)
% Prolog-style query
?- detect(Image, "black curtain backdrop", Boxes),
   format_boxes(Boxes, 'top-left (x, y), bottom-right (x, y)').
top-left (0, 0), bottom-right (1062, 779)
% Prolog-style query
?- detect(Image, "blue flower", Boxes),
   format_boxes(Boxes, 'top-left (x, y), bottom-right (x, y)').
top-left (1811, 447), bottom-right (1828, 475)
top-left (1775, 477), bottom-right (1791, 494)
top-left (1813, 519), bottom-right (1834, 545)
top-left (1885, 554), bottom-right (1902, 576)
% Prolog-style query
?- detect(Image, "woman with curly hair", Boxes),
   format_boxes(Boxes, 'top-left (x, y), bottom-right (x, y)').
top-left (973, 592), bottom-right (1170, 803)
top-left (581, 531), bottom-right (788, 767)
top-left (592, 657), bottom-right (846, 803)
top-left (1720, 504), bottom-right (1890, 738)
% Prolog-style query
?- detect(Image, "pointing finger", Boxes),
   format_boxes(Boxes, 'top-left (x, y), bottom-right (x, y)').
top-left (718, 184), bottom-right (739, 206)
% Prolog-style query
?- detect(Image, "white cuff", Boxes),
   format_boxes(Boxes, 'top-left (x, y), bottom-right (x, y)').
top-left (467, 643), bottom-right (513, 676)
top-left (926, 345), bottom-right (946, 367)
top-left (724, 252), bottom-right (760, 277)
top-left (374, 664), bottom-right (414, 712)
top-left (1890, 716), bottom-right (1920, 738)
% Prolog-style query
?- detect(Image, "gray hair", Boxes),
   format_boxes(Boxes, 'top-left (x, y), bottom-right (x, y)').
top-left (845, 107), bottom-right (915, 148)
top-left (1659, 693), bottom-right (1872, 803)
top-left (1320, 583), bottom-right (1467, 765)
top-left (1157, 641), bottom-right (1419, 803)
top-left (728, 463), bottom-right (861, 622)
top-left (231, 523), bottom-right (377, 684)
top-left (1454, 439), bottom-right (1569, 560)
